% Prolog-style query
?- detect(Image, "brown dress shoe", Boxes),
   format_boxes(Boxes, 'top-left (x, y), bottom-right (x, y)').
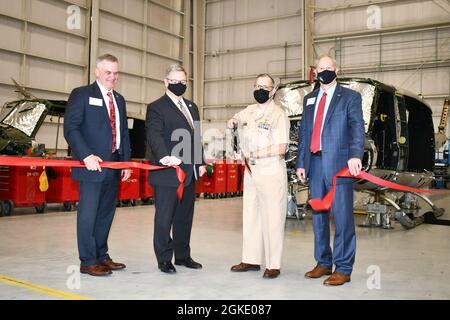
top-left (80, 264), bottom-right (112, 276)
top-left (99, 258), bottom-right (126, 270)
top-left (323, 271), bottom-right (351, 286)
top-left (305, 264), bottom-right (332, 278)
top-left (230, 262), bottom-right (260, 272)
top-left (263, 269), bottom-right (280, 279)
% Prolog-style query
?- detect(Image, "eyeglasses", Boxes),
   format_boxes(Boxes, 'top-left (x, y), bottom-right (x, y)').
top-left (254, 84), bottom-right (273, 91)
top-left (316, 67), bottom-right (336, 72)
top-left (167, 78), bottom-right (187, 85)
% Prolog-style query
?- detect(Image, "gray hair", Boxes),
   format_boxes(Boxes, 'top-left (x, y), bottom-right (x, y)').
top-left (315, 54), bottom-right (337, 68)
top-left (165, 64), bottom-right (187, 78)
top-left (255, 73), bottom-right (275, 87)
top-left (96, 53), bottom-right (118, 66)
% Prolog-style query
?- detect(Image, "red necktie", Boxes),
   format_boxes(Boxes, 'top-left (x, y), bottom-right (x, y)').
top-left (310, 92), bottom-right (327, 154)
top-left (107, 92), bottom-right (117, 153)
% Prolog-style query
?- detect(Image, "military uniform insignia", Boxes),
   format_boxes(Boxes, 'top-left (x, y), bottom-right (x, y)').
top-left (257, 119), bottom-right (270, 130)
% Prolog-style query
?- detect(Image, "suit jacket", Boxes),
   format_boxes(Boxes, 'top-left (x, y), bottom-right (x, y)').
top-left (296, 84), bottom-right (365, 184)
top-left (146, 94), bottom-right (205, 187)
top-left (64, 81), bottom-right (131, 182)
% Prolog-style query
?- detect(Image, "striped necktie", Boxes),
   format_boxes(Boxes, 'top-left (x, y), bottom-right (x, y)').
top-left (178, 100), bottom-right (194, 130)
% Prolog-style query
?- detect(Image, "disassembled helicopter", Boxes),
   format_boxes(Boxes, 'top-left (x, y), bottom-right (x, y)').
top-left (0, 79), bottom-right (66, 156)
top-left (274, 78), bottom-right (448, 229)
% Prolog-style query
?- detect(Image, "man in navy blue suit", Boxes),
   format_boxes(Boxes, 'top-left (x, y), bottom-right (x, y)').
top-left (296, 54), bottom-right (365, 286)
top-left (64, 54), bottom-right (131, 277)
top-left (146, 65), bottom-right (206, 274)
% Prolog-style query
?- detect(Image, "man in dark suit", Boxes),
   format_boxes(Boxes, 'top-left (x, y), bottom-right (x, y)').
top-left (296, 54), bottom-right (365, 286)
top-left (146, 64), bottom-right (206, 274)
top-left (64, 54), bottom-right (131, 277)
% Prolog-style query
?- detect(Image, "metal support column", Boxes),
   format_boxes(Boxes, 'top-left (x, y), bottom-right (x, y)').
top-left (89, 0), bottom-right (100, 83)
top-left (302, 0), bottom-right (314, 80)
top-left (193, 0), bottom-right (206, 120)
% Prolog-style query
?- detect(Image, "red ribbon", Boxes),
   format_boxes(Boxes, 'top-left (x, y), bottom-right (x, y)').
top-left (309, 168), bottom-right (432, 212)
top-left (0, 156), bottom-right (186, 200)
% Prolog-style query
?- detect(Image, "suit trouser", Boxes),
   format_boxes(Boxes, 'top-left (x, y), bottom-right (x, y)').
top-left (241, 161), bottom-right (287, 270)
top-left (152, 179), bottom-right (196, 263)
top-left (77, 167), bottom-right (120, 266)
top-left (309, 154), bottom-right (356, 275)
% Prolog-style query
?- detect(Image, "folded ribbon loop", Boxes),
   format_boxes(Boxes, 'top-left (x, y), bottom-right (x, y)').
top-left (309, 168), bottom-right (431, 212)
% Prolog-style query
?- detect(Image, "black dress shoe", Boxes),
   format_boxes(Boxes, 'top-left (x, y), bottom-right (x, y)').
top-left (158, 261), bottom-right (176, 273)
top-left (175, 257), bottom-right (202, 269)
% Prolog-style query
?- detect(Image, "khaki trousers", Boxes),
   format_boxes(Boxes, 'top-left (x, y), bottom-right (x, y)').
top-left (241, 159), bottom-right (287, 269)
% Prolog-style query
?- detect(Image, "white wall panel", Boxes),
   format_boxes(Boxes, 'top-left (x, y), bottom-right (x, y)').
top-left (98, 41), bottom-right (144, 76)
top-left (0, 0), bottom-right (23, 17)
top-left (27, 25), bottom-right (86, 66)
top-left (204, 78), bottom-right (254, 107)
top-left (29, 0), bottom-right (87, 37)
top-left (0, 0), bottom-right (89, 111)
top-left (204, 0), bottom-right (302, 156)
top-left (204, 0), bottom-right (302, 116)
top-left (70, 0), bottom-right (89, 7)
top-left (0, 52), bottom-right (22, 84)
top-left (0, 0), bottom-right (193, 156)
top-left (205, 47), bottom-right (301, 79)
top-left (101, 0), bottom-right (146, 22)
top-left (26, 58), bottom-right (83, 93)
top-left (147, 29), bottom-right (182, 59)
top-left (148, 3), bottom-right (183, 34)
top-left (157, 0), bottom-right (183, 11)
top-left (206, 18), bottom-right (301, 52)
top-left (206, 0), bottom-right (301, 25)
top-left (314, 0), bottom-right (449, 35)
top-left (98, 0), bottom-right (190, 120)
top-left (0, 17), bottom-right (23, 52)
top-left (99, 12), bottom-right (144, 49)
top-left (146, 55), bottom-right (180, 79)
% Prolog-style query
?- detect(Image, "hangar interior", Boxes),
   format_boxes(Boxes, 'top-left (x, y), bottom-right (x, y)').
top-left (0, 0), bottom-right (449, 300)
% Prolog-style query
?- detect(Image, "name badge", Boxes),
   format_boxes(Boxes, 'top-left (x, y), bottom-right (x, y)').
top-left (306, 97), bottom-right (316, 106)
top-left (89, 97), bottom-right (103, 106)
top-left (258, 122), bottom-right (270, 130)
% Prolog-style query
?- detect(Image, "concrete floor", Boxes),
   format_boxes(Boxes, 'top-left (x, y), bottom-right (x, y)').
top-left (0, 191), bottom-right (449, 300)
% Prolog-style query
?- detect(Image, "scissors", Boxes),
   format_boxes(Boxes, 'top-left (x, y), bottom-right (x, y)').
top-left (231, 126), bottom-right (252, 175)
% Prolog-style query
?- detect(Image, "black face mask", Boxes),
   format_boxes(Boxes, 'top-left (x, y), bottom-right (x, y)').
top-left (168, 82), bottom-right (187, 96)
top-left (253, 89), bottom-right (271, 104)
top-left (317, 70), bottom-right (337, 84)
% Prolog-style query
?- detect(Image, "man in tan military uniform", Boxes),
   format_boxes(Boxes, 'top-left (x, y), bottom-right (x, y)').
top-left (228, 74), bottom-right (290, 279)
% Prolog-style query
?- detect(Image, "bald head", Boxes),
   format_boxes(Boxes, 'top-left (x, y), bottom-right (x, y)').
top-left (316, 54), bottom-right (337, 73)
